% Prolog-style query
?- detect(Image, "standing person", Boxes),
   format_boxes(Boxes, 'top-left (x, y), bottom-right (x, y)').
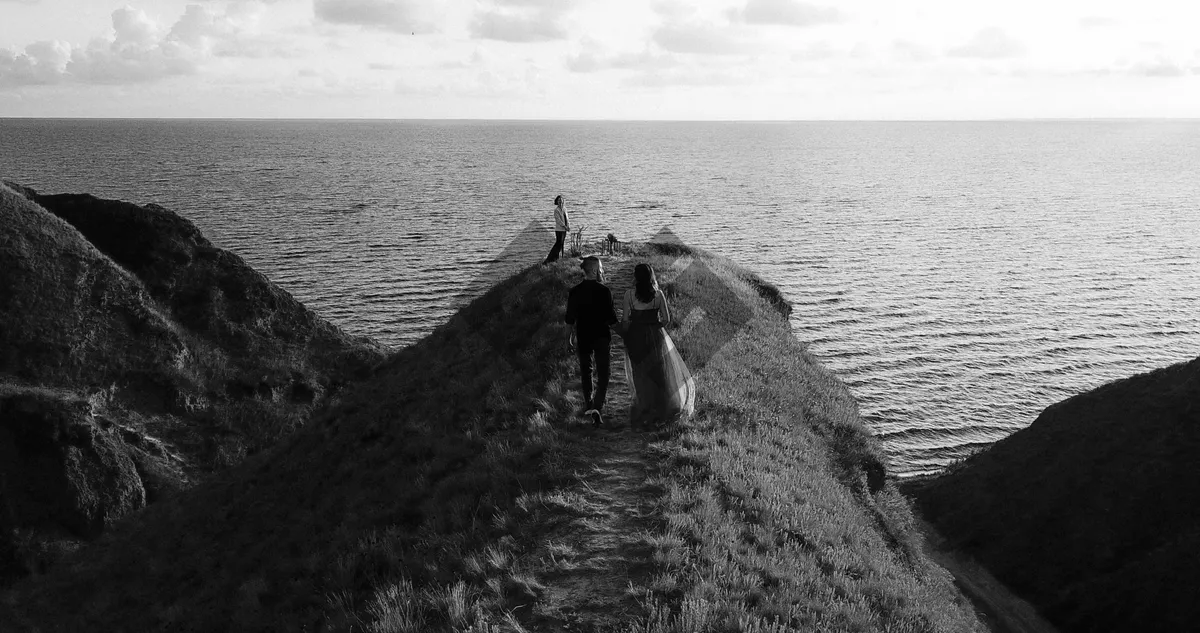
top-left (620, 263), bottom-right (695, 430)
top-left (565, 256), bottom-right (617, 426)
top-left (543, 195), bottom-right (569, 264)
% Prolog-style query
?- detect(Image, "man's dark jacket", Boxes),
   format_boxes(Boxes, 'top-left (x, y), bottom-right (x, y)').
top-left (565, 280), bottom-right (617, 341)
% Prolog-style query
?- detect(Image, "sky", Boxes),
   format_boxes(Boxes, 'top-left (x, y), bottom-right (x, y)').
top-left (1, 0), bottom-right (1199, 119)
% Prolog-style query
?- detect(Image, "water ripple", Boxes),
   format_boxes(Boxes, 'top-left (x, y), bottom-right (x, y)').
top-left (3, 119), bottom-right (1200, 477)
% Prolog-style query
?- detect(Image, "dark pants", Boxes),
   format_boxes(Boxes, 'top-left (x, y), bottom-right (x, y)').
top-left (544, 231), bottom-right (566, 264)
top-left (577, 335), bottom-right (611, 412)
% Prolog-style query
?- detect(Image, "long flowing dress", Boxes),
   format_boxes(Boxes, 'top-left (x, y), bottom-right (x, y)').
top-left (621, 292), bottom-right (696, 428)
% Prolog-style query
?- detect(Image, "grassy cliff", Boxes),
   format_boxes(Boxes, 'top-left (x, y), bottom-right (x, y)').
top-left (0, 184), bottom-right (383, 582)
top-left (913, 356), bottom-right (1200, 632)
top-left (1, 228), bottom-right (982, 631)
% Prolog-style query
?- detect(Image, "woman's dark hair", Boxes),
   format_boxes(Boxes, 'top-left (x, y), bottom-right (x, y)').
top-left (634, 263), bottom-right (658, 303)
top-left (554, 195), bottom-right (563, 206)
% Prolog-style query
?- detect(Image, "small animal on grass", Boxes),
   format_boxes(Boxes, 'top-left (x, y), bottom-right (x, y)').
top-left (606, 233), bottom-right (622, 255)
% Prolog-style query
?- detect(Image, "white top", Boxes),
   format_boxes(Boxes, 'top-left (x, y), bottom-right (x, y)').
top-left (623, 288), bottom-right (670, 324)
top-left (554, 204), bottom-right (569, 232)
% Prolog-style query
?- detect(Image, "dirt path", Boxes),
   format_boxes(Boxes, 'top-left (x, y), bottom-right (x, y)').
top-left (521, 335), bottom-right (668, 632)
top-left (513, 257), bottom-right (667, 632)
top-left (522, 432), bottom-right (659, 631)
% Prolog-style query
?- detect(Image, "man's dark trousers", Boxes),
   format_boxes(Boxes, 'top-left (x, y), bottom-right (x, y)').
top-left (578, 335), bottom-right (611, 412)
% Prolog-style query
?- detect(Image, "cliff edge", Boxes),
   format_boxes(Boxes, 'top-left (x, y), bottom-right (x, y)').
top-left (913, 356), bottom-right (1200, 632)
top-left (0, 183), bottom-right (384, 582)
top-left (1, 226), bottom-right (984, 631)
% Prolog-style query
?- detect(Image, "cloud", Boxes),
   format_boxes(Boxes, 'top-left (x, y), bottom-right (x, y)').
top-left (566, 47), bottom-right (677, 73)
top-left (653, 24), bottom-right (749, 55)
top-left (0, 4), bottom-right (279, 87)
top-left (890, 40), bottom-right (934, 63)
top-left (0, 40), bottom-right (71, 86)
top-left (651, 1), bottom-right (696, 19)
top-left (469, 11), bottom-right (566, 42)
top-left (492, 0), bottom-right (569, 7)
top-left (169, 4), bottom-right (293, 58)
top-left (1129, 60), bottom-right (1191, 77)
top-left (789, 41), bottom-right (840, 62)
top-left (624, 68), bottom-right (753, 88)
top-left (436, 49), bottom-right (489, 70)
top-left (313, 0), bottom-right (433, 33)
top-left (111, 4), bottom-right (162, 48)
top-left (47, 6), bottom-right (195, 85)
top-left (947, 27), bottom-right (1024, 59)
top-left (729, 0), bottom-right (842, 27)
top-left (171, 5), bottom-right (234, 46)
top-left (468, 0), bottom-right (575, 43)
top-left (1079, 16), bottom-right (1117, 28)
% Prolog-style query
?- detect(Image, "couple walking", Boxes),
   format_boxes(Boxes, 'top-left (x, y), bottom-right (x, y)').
top-left (564, 256), bottom-right (695, 428)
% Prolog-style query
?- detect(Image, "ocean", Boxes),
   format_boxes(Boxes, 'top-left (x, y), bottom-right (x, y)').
top-left (3, 118), bottom-right (1198, 477)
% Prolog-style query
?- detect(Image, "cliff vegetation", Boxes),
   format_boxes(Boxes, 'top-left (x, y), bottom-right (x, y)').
top-left (0, 183), bottom-right (383, 583)
top-left (1, 187), bottom-right (982, 632)
top-left (913, 355), bottom-right (1200, 632)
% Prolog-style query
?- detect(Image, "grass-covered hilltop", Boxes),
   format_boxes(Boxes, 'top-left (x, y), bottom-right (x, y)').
top-left (0, 185), bottom-right (986, 632)
top-left (912, 357), bottom-right (1200, 633)
top-left (0, 183), bottom-right (384, 583)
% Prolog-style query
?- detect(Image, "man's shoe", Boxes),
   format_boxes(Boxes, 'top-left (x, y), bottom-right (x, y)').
top-left (588, 409), bottom-right (604, 427)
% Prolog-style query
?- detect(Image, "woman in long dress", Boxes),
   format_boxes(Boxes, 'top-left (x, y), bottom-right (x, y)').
top-left (620, 263), bottom-right (696, 429)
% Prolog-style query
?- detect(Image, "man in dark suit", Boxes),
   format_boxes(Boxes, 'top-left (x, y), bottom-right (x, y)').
top-left (565, 256), bottom-right (618, 426)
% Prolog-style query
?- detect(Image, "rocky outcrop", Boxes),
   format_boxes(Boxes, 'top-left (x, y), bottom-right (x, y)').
top-left (0, 183), bottom-right (386, 582)
top-left (0, 390), bottom-right (146, 540)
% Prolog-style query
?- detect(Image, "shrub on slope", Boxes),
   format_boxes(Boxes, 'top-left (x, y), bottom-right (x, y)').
top-left (913, 356), bottom-right (1200, 632)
